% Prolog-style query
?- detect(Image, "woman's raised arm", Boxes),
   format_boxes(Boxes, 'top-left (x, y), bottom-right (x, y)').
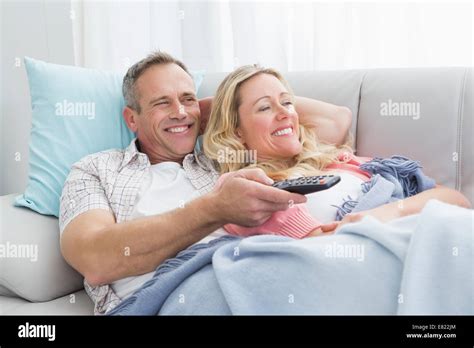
top-left (295, 96), bottom-right (352, 146)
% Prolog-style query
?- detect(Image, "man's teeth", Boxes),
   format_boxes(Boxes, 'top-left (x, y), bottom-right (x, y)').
top-left (272, 127), bottom-right (293, 136)
top-left (167, 126), bottom-right (189, 133)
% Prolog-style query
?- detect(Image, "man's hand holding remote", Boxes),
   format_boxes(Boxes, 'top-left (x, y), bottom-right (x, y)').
top-left (210, 168), bottom-right (307, 227)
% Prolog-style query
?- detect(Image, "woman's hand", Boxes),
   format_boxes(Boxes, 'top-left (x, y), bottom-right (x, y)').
top-left (305, 222), bottom-right (340, 237)
top-left (305, 213), bottom-right (365, 237)
top-left (312, 204), bottom-right (403, 235)
top-left (318, 212), bottom-right (367, 235)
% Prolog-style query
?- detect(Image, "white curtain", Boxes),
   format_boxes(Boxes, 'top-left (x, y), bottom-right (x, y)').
top-left (71, 1), bottom-right (473, 73)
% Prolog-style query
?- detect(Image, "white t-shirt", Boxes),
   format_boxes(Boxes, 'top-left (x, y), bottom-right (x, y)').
top-left (111, 162), bottom-right (228, 300)
top-left (305, 172), bottom-right (365, 223)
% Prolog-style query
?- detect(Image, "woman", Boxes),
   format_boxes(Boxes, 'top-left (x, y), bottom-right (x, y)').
top-left (203, 65), bottom-right (471, 238)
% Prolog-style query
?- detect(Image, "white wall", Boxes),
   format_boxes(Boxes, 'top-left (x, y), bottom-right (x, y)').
top-left (0, 0), bottom-right (74, 195)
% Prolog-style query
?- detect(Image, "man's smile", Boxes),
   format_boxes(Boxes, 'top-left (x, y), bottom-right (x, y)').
top-left (164, 122), bottom-right (195, 135)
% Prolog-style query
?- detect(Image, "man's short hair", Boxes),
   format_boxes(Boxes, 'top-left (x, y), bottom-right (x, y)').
top-left (122, 51), bottom-right (191, 113)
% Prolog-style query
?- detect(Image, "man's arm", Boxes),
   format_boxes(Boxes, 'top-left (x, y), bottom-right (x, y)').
top-left (61, 198), bottom-right (220, 288)
top-left (199, 96), bottom-right (352, 145)
top-left (60, 168), bottom-right (306, 287)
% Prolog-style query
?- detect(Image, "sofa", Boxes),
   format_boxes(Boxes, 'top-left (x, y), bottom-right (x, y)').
top-left (1, 67), bottom-right (472, 315)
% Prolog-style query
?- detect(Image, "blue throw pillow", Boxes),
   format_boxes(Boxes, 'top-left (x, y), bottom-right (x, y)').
top-left (15, 57), bottom-right (205, 217)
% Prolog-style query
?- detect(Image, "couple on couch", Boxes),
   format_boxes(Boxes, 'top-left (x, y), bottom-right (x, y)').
top-left (59, 51), bottom-right (471, 315)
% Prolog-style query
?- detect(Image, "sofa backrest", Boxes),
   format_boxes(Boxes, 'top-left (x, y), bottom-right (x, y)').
top-left (198, 68), bottom-right (473, 204)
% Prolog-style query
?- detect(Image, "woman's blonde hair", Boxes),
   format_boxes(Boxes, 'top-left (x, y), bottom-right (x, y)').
top-left (203, 65), bottom-right (354, 181)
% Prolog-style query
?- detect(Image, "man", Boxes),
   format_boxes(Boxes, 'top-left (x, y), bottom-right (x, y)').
top-left (59, 51), bottom-right (352, 314)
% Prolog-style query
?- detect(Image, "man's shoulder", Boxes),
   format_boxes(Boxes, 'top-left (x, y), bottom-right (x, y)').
top-left (72, 148), bottom-right (127, 172)
top-left (186, 150), bottom-right (219, 173)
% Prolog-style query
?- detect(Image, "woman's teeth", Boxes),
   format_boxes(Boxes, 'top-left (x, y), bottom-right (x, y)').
top-left (272, 127), bottom-right (293, 136)
top-left (167, 126), bottom-right (189, 133)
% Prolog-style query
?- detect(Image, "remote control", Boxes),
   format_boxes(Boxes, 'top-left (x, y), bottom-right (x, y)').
top-left (272, 175), bottom-right (341, 195)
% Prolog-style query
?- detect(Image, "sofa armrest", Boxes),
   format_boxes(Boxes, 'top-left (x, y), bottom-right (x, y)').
top-left (0, 194), bottom-right (84, 302)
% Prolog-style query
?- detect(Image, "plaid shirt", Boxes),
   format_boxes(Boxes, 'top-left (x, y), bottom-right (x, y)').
top-left (59, 138), bottom-right (219, 315)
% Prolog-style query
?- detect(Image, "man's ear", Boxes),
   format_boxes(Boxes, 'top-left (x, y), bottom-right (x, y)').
top-left (123, 106), bottom-right (139, 133)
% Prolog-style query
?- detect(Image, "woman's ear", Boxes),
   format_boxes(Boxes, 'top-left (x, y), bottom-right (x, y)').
top-left (235, 127), bottom-right (245, 144)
